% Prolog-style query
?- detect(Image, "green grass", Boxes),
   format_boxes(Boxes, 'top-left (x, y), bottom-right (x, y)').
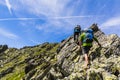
top-left (0, 43), bottom-right (59, 79)
top-left (1, 64), bottom-right (26, 80)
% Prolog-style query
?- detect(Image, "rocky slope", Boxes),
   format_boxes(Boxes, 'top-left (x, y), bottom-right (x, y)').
top-left (0, 25), bottom-right (120, 80)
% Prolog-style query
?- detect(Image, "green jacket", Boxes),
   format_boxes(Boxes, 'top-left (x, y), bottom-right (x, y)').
top-left (79, 32), bottom-right (99, 47)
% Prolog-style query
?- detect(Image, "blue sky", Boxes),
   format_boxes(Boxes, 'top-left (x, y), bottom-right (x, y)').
top-left (0, 0), bottom-right (120, 48)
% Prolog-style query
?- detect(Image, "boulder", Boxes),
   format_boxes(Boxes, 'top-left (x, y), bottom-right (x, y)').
top-left (0, 45), bottom-right (8, 53)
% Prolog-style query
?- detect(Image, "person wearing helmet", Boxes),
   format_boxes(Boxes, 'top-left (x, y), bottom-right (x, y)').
top-left (79, 28), bottom-right (101, 69)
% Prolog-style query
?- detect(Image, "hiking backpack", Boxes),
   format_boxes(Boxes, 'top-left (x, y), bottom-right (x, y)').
top-left (74, 27), bottom-right (81, 33)
top-left (83, 29), bottom-right (94, 43)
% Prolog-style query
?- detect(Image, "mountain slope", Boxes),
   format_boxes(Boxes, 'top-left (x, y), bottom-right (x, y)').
top-left (0, 43), bottom-right (59, 80)
top-left (0, 25), bottom-right (120, 80)
top-left (55, 25), bottom-right (120, 80)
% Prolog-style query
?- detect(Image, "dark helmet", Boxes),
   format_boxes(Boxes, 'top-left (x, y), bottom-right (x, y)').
top-left (77, 25), bottom-right (81, 27)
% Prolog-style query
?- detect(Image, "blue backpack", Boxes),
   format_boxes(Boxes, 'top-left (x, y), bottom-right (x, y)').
top-left (83, 29), bottom-right (94, 43)
top-left (74, 27), bottom-right (81, 33)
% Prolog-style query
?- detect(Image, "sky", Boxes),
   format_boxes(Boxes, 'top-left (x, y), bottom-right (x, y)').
top-left (0, 0), bottom-right (120, 48)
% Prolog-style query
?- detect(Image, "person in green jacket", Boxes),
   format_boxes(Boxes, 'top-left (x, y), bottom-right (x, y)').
top-left (79, 28), bottom-right (101, 69)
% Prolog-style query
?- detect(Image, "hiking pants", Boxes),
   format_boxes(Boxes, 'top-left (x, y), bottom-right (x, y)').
top-left (74, 32), bottom-right (79, 42)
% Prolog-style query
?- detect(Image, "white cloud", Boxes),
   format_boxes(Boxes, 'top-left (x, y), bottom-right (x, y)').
top-left (0, 15), bottom-right (92, 21)
top-left (0, 1), bottom-right (5, 5)
top-left (0, 0), bottom-right (12, 14)
top-left (5, 0), bottom-right (12, 14)
top-left (4, 0), bottom-right (98, 34)
top-left (30, 40), bottom-right (41, 44)
top-left (11, 0), bottom-right (66, 17)
top-left (9, 0), bottom-right (93, 28)
top-left (100, 17), bottom-right (120, 29)
top-left (100, 17), bottom-right (120, 37)
top-left (0, 28), bottom-right (19, 39)
top-left (36, 25), bottom-right (43, 30)
top-left (0, 18), bottom-right (43, 21)
top-left (51, 15), bottom-right (93, 19)
top-left (10, 0), bottom-right (84, 18)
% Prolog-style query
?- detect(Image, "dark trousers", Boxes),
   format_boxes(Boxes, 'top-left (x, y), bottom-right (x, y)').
top-left (74, 32), bottom-right (79, 42)
top-left (82, 46), bottom-right (92, 54)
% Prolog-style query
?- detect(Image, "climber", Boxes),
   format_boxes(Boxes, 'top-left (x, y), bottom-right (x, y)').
top-left (79, 28), bottom-right (101, 69)
top-left (74, 25), bottom-right (81, 44)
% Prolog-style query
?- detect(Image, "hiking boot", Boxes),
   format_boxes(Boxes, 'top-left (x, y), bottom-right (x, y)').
top-left (84, 63), bottom-right (91, 70)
